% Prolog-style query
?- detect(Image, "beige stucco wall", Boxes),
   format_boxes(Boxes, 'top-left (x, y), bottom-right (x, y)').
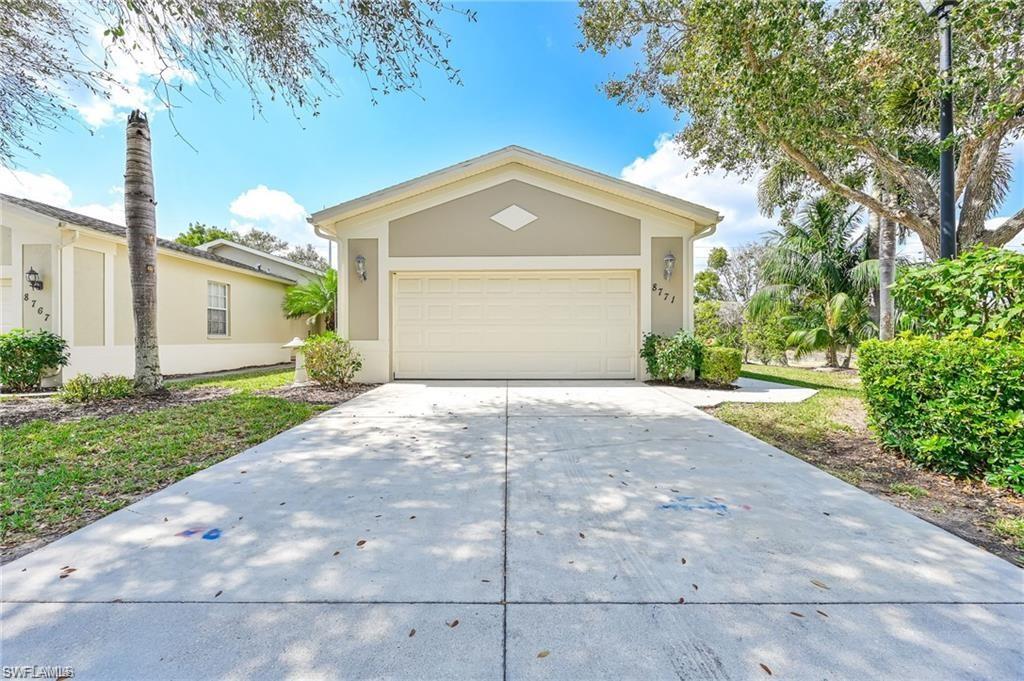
top-left (73, 247), bottom-right (105, 346)
top-left (113, 245), bottom-right (306, 346)
top-left (389, 180), bottom-right (641, 257)
top-left (650, 237), bottom-right (685, 336)
top-left (21, 244), bottom-right (54, 332)
top-left (347, 238), bottom-right (379, 340)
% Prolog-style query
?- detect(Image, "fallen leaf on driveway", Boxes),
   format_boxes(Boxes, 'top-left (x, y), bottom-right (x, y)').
top-left (816, 610), bottom-right (830, 618)
top-left (356, 540), bottom-right (367, 548)
top-left (810, 579), bottom-right (830, 590)
top-left (692, 584), bottom-right (698, 591)
top-left (409, 629), bottom-right (416, 637)
top-left (680, 558), bottom-right (687, 565)
top-left (215, 590), bottom-right (223, 598)
top-left (446, 619), bottom-right (459, 628)
top-left (790, 611), bottom-right (804, 618)
top-left (537, 650), bottom-right (550, 658)
top-left (760, 663), bottom-right (773, 675)
top-left (579, 532), bottom-right (585, 539)
top-left (333, 551), bottom-right (340, 556)
top-left (678, 597), bottom-right (685, 603)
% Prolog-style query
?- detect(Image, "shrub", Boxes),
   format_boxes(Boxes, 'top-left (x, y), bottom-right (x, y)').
top-left (858, 334), bottom-right (1024, 494)
top-left (303, 332), bottom-right (363, 388)
top-left (700, 346), bottom-right (742, 385)
top-left (742, 306), bottom-right (791, 365)
top-left (641, 330), bottom-right (702, 382)
top-left (695, 300), bottom-right (743, 349)
top-left (892, 245), bottom-right (1024, 338)
top-left (0, 329), bottom-right (70, 392)
top-left (58, 374), bottom-right (135, 403)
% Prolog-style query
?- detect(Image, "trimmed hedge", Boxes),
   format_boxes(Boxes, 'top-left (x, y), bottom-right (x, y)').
top-left (858, 334), bottom-right (1024, 493)
top-left (701, 347), bottom-right (742, 386)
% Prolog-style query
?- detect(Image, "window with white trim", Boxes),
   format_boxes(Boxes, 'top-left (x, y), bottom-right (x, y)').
top-left (207, 281), bottom-right (229, 336)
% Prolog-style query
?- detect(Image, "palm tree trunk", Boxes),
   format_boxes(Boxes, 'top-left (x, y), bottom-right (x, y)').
top-left (826, 343), bottom-right (838, 368)
top-left (124, 110), bottom-right (164, 393)
top-left (878, 213), bottom-right (897, 341)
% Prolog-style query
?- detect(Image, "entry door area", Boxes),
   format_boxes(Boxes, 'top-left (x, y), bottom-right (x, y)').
top-left (392, 271), bottom-right (637, 379)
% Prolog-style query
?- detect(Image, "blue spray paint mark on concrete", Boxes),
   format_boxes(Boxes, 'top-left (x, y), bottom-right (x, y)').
top-left (176, 528), bottom-right (204, 538)
top-left (660, 496), bottom-right (753, 516)
top-left (201, 528), bottom-right (222, 540)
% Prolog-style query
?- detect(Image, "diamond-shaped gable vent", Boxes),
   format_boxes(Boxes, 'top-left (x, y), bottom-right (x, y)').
top-left (490, 204), bottom-right (537, 231)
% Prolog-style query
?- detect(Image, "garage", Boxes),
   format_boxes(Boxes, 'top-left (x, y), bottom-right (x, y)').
top-left (310, 146), bottom-right (722, 383)
top-left (392, 270), bottom-right (637, 379)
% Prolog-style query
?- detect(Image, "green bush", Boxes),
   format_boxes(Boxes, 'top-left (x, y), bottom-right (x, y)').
top-left (858, 334), bottom-right (1024, 494)
top-left (58, 374), bottom-right (135, 403)
top-left (892, 245), bottom-right (1024, 338)
top-left (303, 332), bottom-right (363, 388)
top-left (0, 329), bottom-right (70, 392)
top-left (742, 306), bottom-right (791, 365)
top-left (640, 330), bottom-right (702, 382)
top-left (700, 346), bottom-right (742, 385)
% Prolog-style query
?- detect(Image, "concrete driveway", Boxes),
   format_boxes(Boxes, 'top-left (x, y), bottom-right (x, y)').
top-left (2, 381), bottom-right (1021, 680)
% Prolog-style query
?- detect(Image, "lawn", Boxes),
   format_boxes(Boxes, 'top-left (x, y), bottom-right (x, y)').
top-left (168, 366), bottom-right (295, 391)
top-left (1, 394), bottom-right (330, 557)
top-left (710, 364), bottom-right (1024, 566)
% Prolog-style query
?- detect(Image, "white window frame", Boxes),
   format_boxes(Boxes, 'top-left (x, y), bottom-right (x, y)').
top-left (207, 281), bottom-right (230, 337)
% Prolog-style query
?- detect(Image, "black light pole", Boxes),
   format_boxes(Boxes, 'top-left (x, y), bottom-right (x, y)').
top-left (926, 0), bottom-right (958, 259)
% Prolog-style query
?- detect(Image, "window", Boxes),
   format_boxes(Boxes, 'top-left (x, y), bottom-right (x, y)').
top-left (207, 282), bottom-right (229, 336)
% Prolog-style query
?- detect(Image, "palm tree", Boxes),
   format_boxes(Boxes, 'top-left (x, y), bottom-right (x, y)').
top-left (283, 268), bottom-right (337, 332)
top-left (749, 197), bottom-right (878, 368)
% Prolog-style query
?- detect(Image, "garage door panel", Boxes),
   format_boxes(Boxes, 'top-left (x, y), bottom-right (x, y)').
top-left (393, 271), bottom-right (637, 379)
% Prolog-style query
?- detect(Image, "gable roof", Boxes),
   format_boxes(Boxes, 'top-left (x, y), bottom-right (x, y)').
top-left (309, 145), bottom-right (723, 230)
top-left (0, 193), bottom-right (295, 283)
top-left (197, 238), bottom-right (325, 275)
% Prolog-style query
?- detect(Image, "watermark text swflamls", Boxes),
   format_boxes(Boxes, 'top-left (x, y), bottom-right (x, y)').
top-left (2, 667), bottom-right (75, 679)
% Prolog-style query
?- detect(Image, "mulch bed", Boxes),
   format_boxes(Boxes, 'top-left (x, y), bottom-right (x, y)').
top-left (0, 383), bottom-right (377, 428)
top-left (711, 397), bottom-right (1024, 567)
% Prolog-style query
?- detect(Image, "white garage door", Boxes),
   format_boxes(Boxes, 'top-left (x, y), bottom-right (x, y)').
top-left (393, 271), bottom-right (637, 379)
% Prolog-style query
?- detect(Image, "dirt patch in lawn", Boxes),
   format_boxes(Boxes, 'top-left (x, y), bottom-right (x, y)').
top-left (1, 383), bottom-right (377, 428)
top-left (711, 398), bottom-right (1024, 567)
top-left (1, 387), bottom-right (235, 428)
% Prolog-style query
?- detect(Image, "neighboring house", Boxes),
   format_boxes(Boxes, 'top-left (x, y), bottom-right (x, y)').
top-left (0, 194), bottom-right (309, 381)
top-left (310, 145), bottom-right (722, 383)
top-left (196, 238), bottom-right (324, 284)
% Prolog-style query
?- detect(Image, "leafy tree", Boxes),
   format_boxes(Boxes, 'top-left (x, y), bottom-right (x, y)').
top-left (694, 269), bottom-right (722, 301)
top-left (707, 246), bottom-right (728, 270)
top-left (286, 244), bottom-right (329, 271)
top-left (283, 268), bottom-right (338, 331)
top-left (175, 222), bottom-right (237, 248)
top-left (749, 197), bottom-right (877, 367)
top-left (695, 300), bottom-right (742, 349)
top-left (718, 242), bottom-right (769, 304)
top-left (236, 229), bottom-right (289, 255)
top-left (892, 245), bottom-right (1024, 338)
top-left (2, 1), bottom-right (475, 165)
top-left (580, 0), bottom-right (1024, 258)
top-left (742, 305), bottom-right (792, 365)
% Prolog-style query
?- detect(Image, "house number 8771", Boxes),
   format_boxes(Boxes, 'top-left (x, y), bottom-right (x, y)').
top-left (651, 283), bottom-right (676, 304)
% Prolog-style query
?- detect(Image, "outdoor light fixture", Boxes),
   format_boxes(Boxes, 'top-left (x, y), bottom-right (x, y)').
top-left (920, 0), bottom-right (959, 258)
top-left (25, 267), bottom-right (43, 291)
top-left (354, 254), bottom-right (367, 282)
top-left (663, 252), bottom-right (676, 281)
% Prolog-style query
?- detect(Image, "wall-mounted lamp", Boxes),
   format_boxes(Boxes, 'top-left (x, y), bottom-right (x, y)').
top-left (663, 252), bottom-right (676, 281)
top-left (25, 267), bottom-right (44, 291)
top-left (354, 255), bottom-right (367, 282)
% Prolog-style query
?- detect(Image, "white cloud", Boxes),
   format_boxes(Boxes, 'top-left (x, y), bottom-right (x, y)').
top-left (61, 22), bottom-right (196, 128)
top-left (0, 168), bottom-right (124, 224)
top-left (621, 135), bottom-right (774, 269)
top-left (228, 185), bottom-right (321, 251)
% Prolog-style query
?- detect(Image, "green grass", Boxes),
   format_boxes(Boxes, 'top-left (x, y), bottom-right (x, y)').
top-left (889, 482), bottom-right (929, 499)
top-left (1, 394), bottom-right (328, 549)
top-left (713, 364), bottom-right (861, 450)
top-left (993, 516), bottom-right (1024, 549)
top-left (169, 367), bottom-right (294, 392)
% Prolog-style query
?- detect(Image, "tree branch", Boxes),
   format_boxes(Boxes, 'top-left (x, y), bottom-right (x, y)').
top-left (980, 206), bottom-right (1024, 247)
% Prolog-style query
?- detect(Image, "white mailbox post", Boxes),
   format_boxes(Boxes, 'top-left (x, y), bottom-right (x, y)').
top-left (282, 337), bottom-right (308, 385)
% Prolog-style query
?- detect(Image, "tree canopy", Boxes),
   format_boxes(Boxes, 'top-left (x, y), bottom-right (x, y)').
top-left (174, 223), bottom-right (328, 270)
top-left (580, 0), bottom-right (1024, 257)
top-left (1, 0), bottom-right (474, 164)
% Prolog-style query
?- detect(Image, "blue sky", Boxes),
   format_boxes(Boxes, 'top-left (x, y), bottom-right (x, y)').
top-left (1, 2), bottom-right (1021, 265)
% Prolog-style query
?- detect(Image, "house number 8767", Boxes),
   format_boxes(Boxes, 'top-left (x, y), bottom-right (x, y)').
top-left (23, 292), bottom-right (51, 322)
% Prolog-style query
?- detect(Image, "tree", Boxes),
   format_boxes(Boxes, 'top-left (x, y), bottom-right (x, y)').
top-left (749, 197), bottom-right (877, 367)
top-left (580, 0), bottom-right (1024, 258)
top-left (286, 244), bottom-right (329, 271)
top-left (283, 268), bottom-right (338, 331)
top-left (707, 246), bottom-right (728, 270)
top-left (236, 229), bottom-right (289, 255)
top-left (2, 0), bottom-right (474, 165)
top-left (124, 110), bottom-right (163, 393)
top-left (694, 269), bottom-right (722, 301)
top-left (175, 222), bottom-right (236, 248)
top-left (718, 243), bottom-right (769, 304)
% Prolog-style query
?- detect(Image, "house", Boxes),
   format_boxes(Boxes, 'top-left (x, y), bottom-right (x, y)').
top-left (0, 194), bottom-right (312, 381)
top-left (196, 239), bottom-right (324, 284)
top-left (310, 146), bottom-right (722, 383)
